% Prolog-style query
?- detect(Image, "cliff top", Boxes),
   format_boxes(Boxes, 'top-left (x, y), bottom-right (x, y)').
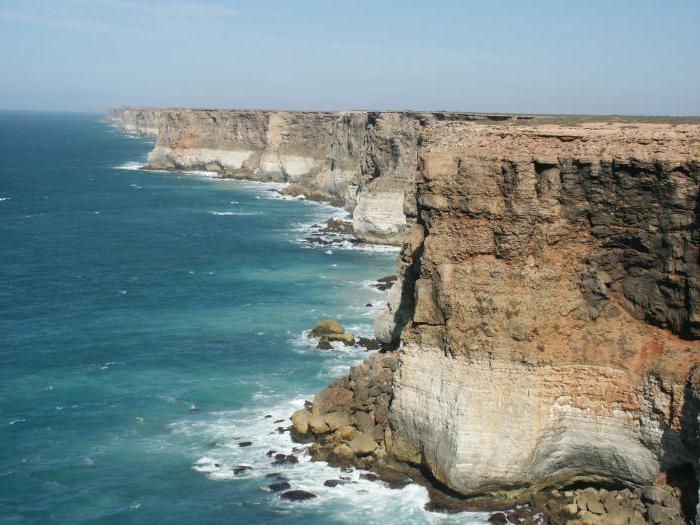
top-left (422, 120), bottom-right (700, 161)
top-left (108, 106), bottom-right (700, 125)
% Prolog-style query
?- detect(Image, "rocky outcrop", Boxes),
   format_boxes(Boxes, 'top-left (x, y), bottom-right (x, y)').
top-left (105, 107), bottom-right (161, 138)
top-left (294, 119), bottom-right (700, 523)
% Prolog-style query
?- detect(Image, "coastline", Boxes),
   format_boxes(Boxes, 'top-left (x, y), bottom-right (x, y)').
top-left (110, 126), bottom-right (483, 521)
top-left (107, 110), bottom-right (700, 525)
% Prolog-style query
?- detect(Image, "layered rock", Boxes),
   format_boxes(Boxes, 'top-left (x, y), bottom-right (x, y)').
top-left (108, 107), bottom-right (533, 244)
top-left (105, 107), bottom-right (161, 138)
top-left (294, 119), bottom-right (700, 523)
top-left (144, 108), bottom-right (427, 244)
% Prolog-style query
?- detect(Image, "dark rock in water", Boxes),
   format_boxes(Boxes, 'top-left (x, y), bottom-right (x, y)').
top-left (304, 236), bottom-right (334, 246)
top-left (366, 303), bottom-right (373, 307)
top-left (304, 400), bottom-right (313, 410)
top-left (357, 337), bottom-right (380, 350)
top-left (276, 426), bottom-right (291, 434)
top-left (268, 481), bottom-right (291, 492)
top-left (320, 218), bottom-right (353, 235)
top-left (265, 472), bottom-right (282, 478)
top-left (359, 473), bottom-right (379, 482)
top-left (233, 465), bottom-right (252, 475)
top-left (324, 479), bottom-right (350, 488)
top-left (341, 467), bottom-right (354, 473)
top-left (487, 512), bottom-right (508, 525)
top-left (317, 338), bottom-right (333, 350)
top-left (372, 275), bottom-right (397, 291)
top-left (274, 419), bottom-right (285, 424)
top-left (264, 414), bottom-right (272, 418)
top-left (272, 453), bottom-right (298, 466)
top-left (238, 441), bottom-right (253, 447)
top-left (280, 490), bottom-right (317, 501)
top-left (266, 450), bottom-right (277, 457)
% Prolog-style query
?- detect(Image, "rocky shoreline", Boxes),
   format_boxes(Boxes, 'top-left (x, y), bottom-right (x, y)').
top-left (108, 108), bottom-right (700, 524)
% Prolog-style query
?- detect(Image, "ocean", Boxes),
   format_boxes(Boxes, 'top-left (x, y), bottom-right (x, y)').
top-left (0, 111), bottom-right (487, 524)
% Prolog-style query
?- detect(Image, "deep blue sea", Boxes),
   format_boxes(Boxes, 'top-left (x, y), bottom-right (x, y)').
top-left (0, 112), bottom-right (486, 524)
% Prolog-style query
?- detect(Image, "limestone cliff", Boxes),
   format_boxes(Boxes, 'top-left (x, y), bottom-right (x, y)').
top-left (293, 119), bottom-right (700, 523)
top-left (108, 107), bottom-right (532, 245)
top-left (105, 107), bottom-right (161, 138)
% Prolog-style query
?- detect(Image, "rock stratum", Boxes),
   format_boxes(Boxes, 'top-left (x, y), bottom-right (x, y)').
top-left (108, 107), bottom-right (700, 523)
top-left (107, 107), bottom-right (540, 245)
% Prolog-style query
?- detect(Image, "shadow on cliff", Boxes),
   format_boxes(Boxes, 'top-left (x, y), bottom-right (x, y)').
top-left (385, 226), bottom-right (424, 347)
top-left (659, 365), bottom-right (700, 524)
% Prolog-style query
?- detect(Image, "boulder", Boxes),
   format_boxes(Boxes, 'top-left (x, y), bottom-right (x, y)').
top-left (357, 337), bottom-right (381, 350)
top-left (488, 513), bottom-right (508, 525)
top-left (324, 412), bottom-right (350, 431)
top-left (334, 425), bottom-right (357, 441)
top-left (328, 444), bottom-right (354, 463)
top-left (348, 432), bottom-right (378, 456)
top-left (316, 337), bottom-right (333, 350)
top-left (280, 490), bottom-right (317, 502)
top-left (272, 453), bottom-right (298, 466)
top-left (311, 320), bottom-right (345, 336)
top-left (291, 410), bottom-right (310, 434)
top-left (307, 414), bottom-right (330, 434)
top-left (268, 481), bottom-right (291, 492)
top-left (641, 486), bottom-right (666, 505)
top-left (324, 479), bottom-right (350, 487)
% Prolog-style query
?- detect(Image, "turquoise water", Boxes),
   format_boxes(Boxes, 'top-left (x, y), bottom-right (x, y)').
top-left (0, 112), bottom-right (486, 524)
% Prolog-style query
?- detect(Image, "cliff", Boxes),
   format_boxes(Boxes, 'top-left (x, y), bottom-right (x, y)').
top-left (108, 107), bottom-right (536, 245)
top-left (108, 106), bottom-right (700, 522)
top-left (293, 119), bottom-right (700, 524)
top-left (105, 107), bottom-right (161, 138)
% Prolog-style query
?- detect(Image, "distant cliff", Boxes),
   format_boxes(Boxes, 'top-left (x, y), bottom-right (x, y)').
top-left (105, 107), bottom-right (161, 138)
top-left (107, 107), bottom-right (531, 245)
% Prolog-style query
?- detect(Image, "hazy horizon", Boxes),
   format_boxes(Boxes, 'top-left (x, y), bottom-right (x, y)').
top-left (1, 0), bottom-right (699, 116)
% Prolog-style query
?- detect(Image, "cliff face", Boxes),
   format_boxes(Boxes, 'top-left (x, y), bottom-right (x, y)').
top-left (105, 107), bottom-right (161, 138)
top-left (388, 121), bottom-right (700, 490)
top-left (110, 107), bottom-right (531, 245)
top-left (293, 119), bottom-right (700, 521)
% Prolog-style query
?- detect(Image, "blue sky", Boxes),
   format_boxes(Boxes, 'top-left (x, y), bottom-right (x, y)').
top-left (0, 0), bottom-right (698, 115)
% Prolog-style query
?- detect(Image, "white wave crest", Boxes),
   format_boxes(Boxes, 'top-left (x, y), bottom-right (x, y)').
top-left (113, 162), bottom-right (144, 170)
top-left (209, 211), bottom-right (262, 216)
top-left (169, 399), bottom-right (488, 524)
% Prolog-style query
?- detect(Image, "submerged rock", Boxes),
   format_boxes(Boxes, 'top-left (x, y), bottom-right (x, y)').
top-left (271, 453), bottom-right (298, 466)
top-left (323, 479), bottom-right (348, 488)
top-left (357, 337), bottom-right (381, 350)
top-left (268, 481), bottom-right (291, 492)
top-left (280, 490), bottom-right (317, 502)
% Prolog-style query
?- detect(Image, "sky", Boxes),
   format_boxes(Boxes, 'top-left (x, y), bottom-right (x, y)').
top-left (0, 0), bottom-right (698, 115)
